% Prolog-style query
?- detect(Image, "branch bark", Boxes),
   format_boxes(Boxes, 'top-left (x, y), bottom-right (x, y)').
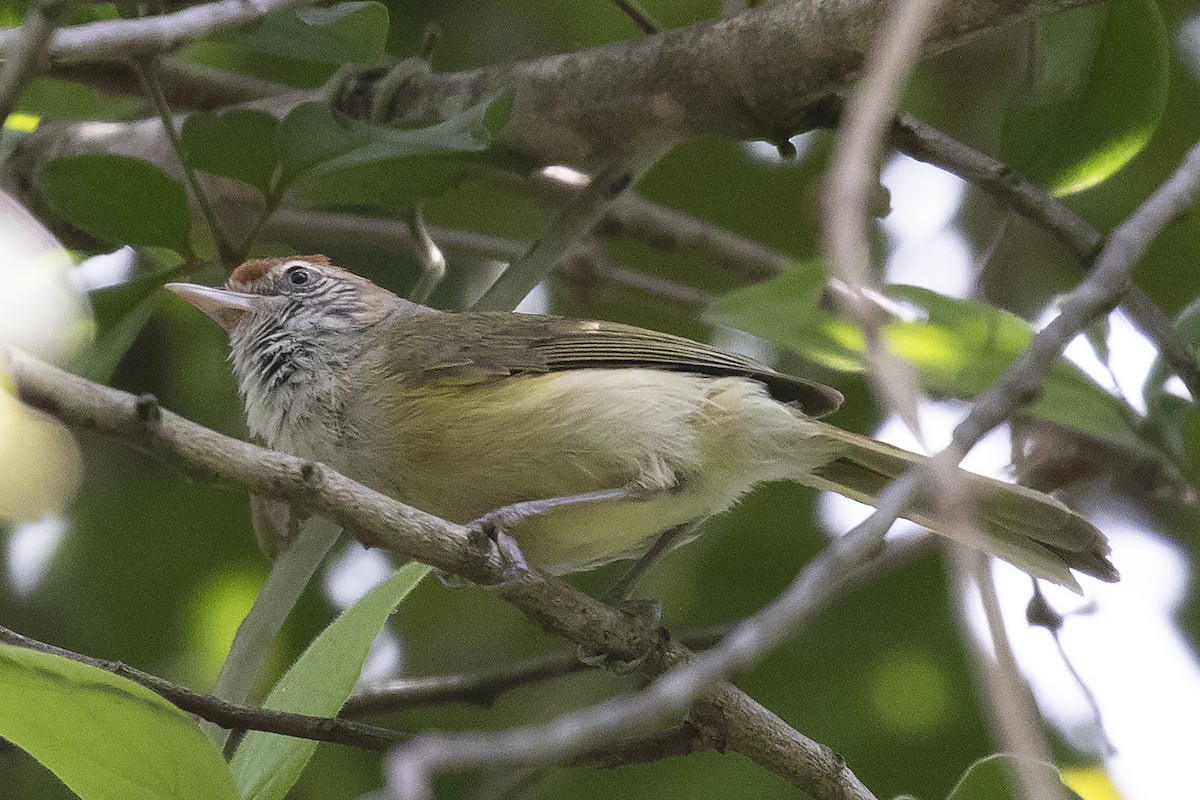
top-left (1, 0), bottom-right (1106, 193)
top-left (332, 0), bottom-right (1100, 166)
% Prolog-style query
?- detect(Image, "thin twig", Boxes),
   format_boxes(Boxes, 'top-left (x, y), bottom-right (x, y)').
top-left (343, 653), bottom-right (590, 717)
top-left (0, 1), bottom-right (63, 131)
top-left (823, 0), bottom-right (946, 439)
top-left (132, 58), bottom-right (228, 263)
top-left (1026, 583), bottom-right (1116, 755)
top-left (609, 0), bottom-right (662, 34)
top-left (568, 721), bottom-right (713, 767)
top-left (265, 209), bottom-right (715, 307)
top-left (345, 536), bottom-right (932, 719)
top-left (0, 0), bottom-right (314, 61)
top-left (947, 138), bottom-right (1200, 456)
top-left (0, 624), bottom-right (406, 751)
top-left (507, 169), bottom-right (790, 280)
top-left (405, 205), bottom-right (447, 304)
top-left (950, 550), bottom-right (1065, 800)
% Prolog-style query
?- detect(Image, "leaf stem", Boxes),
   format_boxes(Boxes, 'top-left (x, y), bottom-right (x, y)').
top-left (132, 57), bottom-right (232, 265)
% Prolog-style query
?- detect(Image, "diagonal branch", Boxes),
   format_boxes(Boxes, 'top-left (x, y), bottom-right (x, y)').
top-left (947, 138), bottom-right (1200, 455)
top-left (4, 348), bottom-right (874, 799)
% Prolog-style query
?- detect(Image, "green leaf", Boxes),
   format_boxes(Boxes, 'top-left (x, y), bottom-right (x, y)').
top-left (944, 754), bottom-right (1084, 800)
top-left (709, 273), bottom-right (1143, 451)
top-left (0, 642), bottom-right (239, 800)
top-left (181, 110), bottom-right (279, 192)
top-left (275, 102), bottom-right (362, 185)
top-left (706, 263), bottom-right (865, 372)
top-left (18, 77), bottom-right (143, 121)
top-left (1001, 0), bottom-right (1169, 195)
top-left (242, 2), bottom-right (389, 64)
top-left (482, 90), bottom-right (516, 139)
top-left (40, 155), bottom-right (191, 254)
top-left (230, 562), bottom-right (430, 800)
top-left (76, 291), bottom-right (164, 384)
top-left (276, 99), bottom-right (520, 209)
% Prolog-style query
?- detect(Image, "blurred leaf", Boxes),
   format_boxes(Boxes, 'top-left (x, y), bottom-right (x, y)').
top-left (944, 754), bottom-right (1084, 800)
top-left (710, 273), bottom-right (1142, 451)
top-left (0, 642), bottom-right (238, 800)
top-left (230, 562), bottom-right (431, 800)
top-left (40, 155), bottom-right (191, 254)
top-left (18, 78), bottom-right (142, 121)
top-left (706, 263), bottom-right (865, 371)
top-left (483, 90), bottom-right (516, 139)
top-left (1001, 0), bottom-right (1169, 195)
top-left (276, 97), bottom-right (520, 209)
top-left (276, 103), bottom-right (361, 184)
top-left (181, 110), bottom-right (279, 192)
top-left (238, 2), bottom-right (389, 64)
top-left (1060, 765), bottom-right (1122, 800)
top-left (1143, 294), bottom-right (1200, 479)
top-left (76, 292), bottom-right (164, 384)
top-left (72, 263), bottom-right (183, 383)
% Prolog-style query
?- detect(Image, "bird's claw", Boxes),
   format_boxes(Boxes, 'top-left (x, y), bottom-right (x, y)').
top-left (465, 512), bottom-right (532, 588)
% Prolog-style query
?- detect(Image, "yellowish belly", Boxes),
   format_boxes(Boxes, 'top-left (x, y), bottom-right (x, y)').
top-left (352, 368), bottom-right (831, 573)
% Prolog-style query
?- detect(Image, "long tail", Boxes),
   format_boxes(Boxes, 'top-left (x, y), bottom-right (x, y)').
top-left (799, 427), bottom-right (1118, 590)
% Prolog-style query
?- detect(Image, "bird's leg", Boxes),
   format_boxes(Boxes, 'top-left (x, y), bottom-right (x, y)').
top-left (468, 487), bottom-right (635, 584)
top-left (471, 488), bottom-right (635, 535)
top-left (469, 460), bottom-right (683, 586)
top-left (604, 520), bottom-right (702, 603)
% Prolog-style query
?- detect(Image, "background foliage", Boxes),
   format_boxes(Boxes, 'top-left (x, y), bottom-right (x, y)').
top-left (2, 0), bottom-right (1199, 798)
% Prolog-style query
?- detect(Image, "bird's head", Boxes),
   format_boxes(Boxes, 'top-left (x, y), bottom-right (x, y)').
top-left (166, 255), bottom-right (401, 337)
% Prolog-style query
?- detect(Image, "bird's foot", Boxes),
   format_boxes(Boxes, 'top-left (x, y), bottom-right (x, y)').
top-left (465, 512), bottom-right (532, 586)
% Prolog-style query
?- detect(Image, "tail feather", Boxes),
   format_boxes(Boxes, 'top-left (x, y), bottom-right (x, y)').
top-left (800, 430), bottom-right (1118, 590)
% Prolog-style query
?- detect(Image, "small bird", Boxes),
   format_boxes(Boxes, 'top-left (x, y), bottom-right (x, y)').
top-left (167, 255), bottom-right (1117, 590)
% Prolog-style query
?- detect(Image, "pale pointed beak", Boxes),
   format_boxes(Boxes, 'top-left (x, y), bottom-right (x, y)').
top-left (165, 282), bottom-right (259, 332)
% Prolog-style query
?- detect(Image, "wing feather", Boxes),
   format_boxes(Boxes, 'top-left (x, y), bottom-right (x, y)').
top-left (383, 311), bottom-right (843, 417)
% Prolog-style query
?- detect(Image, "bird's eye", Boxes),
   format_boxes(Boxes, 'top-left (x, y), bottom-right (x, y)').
top-left (286, 266), bottom-right (312, 286)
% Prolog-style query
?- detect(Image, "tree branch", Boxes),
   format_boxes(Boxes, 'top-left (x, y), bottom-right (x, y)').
top-left (947, 138), bottom-right (1200, 455)
top-left (331, 0), bottom-right (1104, 166)
top-left (342, 652), bottom-right (590, 717)
top-left (0, 0), bottom-right (314, 61)
top-left (4, 348), bottom-right (875, 799)
top-left (2, 0), bottom-right (1108, 193)
top-left (950, 551), bottom-right (1065, 800)
top-left (344, 536), bottom-right (931, 720)
top-left (0, 623), bottom-right (406, 751)
top-left (824, 0), bottom-right (944, 440)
